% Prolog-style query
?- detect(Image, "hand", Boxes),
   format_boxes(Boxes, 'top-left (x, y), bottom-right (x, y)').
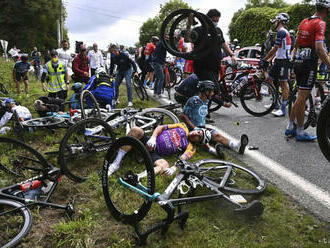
top-left (164, 166), bottom-right (177, 176)
top-left (231, 56), bottom-right (237, 65)
top-left (146, 136), bottom-right (157, 150)
top-left (83, 72), bottom-right (89, 77)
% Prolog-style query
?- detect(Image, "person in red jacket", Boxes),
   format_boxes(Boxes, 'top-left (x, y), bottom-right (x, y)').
top-left (73, 44), bottom-right (90, 83)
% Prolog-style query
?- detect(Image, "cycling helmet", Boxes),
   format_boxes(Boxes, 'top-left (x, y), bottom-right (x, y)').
top-left (5, 98), bottom-right (15, 106)
top-left (233, 38), bottom-right (238, 43)
top-left (50, 49), bottom-right (58, 56)
top-left (270, 13), bottom-right (290, 24)
top-left (151, 36), bottom-right (159, 42)
top-left (71, 82), bottom-right (83, 93)
top-left (96, 67), bottom-right (106, 75)
top-left (197, 80), bottom-right (215, 92)
top-left (200, 128), bottom-right (212, 145)
top-left (316, 0), bottom-right (330, 8)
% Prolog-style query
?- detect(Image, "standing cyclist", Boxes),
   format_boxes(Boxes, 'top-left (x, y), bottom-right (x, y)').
top-left (286, 0), bottom-right (330, 141)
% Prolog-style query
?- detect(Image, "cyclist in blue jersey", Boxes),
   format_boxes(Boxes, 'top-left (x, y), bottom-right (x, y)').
top-left (13, 54), bottom-right (30, 94)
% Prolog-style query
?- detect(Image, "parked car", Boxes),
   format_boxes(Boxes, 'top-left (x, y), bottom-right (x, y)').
top-left (223, 46), bottom-right (261, 67)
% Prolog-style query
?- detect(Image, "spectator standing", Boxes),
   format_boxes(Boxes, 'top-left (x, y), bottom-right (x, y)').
top-left (73, 44), bottom-right (90, 83)
top-left (41, 50), bottom-right (69, 100)
top-left (152, 37), bottom-right (167, 97)
top-left (88, 43), bottom-right (104, 76)
top-left (43, 50), bottom-right (51, 64)
top-left (13, 54), bottom-right (30, 94)
top-left (110, 44), bottom-right (138, 107)
top-left (57, 40), bottom-right (72, 68)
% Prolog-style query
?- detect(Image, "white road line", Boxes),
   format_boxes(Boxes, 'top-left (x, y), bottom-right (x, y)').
top-left (148, 92), bottom-right (330, 210)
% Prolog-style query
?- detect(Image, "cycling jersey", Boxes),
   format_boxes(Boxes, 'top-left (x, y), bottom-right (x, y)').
top-left (183, 96), bottom-right (208, 127)
top-left (14, 61), bottom-right (30, 74)
top-left (0, 105), bottom-right (32, 127)
top-left (156, 123), bottom-right (196, 160)
top-left (296, 16), bottom-right (325, 48)
top-left (274, 27), bottom-right (291, 59)
top-left (144, 43), bottom-right (156, 61)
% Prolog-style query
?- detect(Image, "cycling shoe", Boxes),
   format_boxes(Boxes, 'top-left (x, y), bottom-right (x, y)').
top-left (295, 132), bottom-right (317, 141)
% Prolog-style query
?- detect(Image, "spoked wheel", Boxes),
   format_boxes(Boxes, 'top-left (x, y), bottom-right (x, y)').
top-left (102, 136), bottom-right (155, 224)
top-left (130, 108), bottom-right (179, 134)
top-left (288, 87), bottom-right (314, 129)
top-left (317, 97), bottom-right (330, 162)
top-left (132, 75), bottom-right (145, 100)
top-left (240, 80), bottom-right (277, 117)
top-left (80, 90), bottom-right (102, 119)
top-left (21, 116), bottom-right (65, 128)
top-left (0, 137), bottom-right (50, 187)
top-left (59, 118), bottom-right (116, 182)
top-left (196, 159), bottom-right (266, 194)
top-left (0, 199), bottom-right (33, 248)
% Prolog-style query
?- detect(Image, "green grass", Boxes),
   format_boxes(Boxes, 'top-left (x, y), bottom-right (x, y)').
top-left (1, 57), bottom-right (330, 247)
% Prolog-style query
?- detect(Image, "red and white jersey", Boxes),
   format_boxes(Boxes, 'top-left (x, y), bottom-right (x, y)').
top-left (274, 27), bottom-right (291, 59)
top-left (296, 16), bottom-right (326, 48)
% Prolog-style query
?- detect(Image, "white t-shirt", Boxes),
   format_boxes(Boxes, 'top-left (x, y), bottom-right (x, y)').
top-left (0, 105), bottom-right (32, 127)
top-left (88, 50), bottom-right (104, 69)
top-left (57, 48), bottom-right (71, 68)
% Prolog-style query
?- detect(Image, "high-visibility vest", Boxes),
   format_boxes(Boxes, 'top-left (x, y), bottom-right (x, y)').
top-left (46, 61), bottom-right (66, 92)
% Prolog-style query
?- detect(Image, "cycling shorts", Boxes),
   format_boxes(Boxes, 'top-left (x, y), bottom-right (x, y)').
top-left (15, 73), bottom-right (28, 82)
top-left (140, 135), bottom-right (163, 163)
top-left (293, 59), bottom-right (317, 90)
top-left (268, 59), bottom-right (290, 83)
top-left (145, 62), bottom-right (154, 73)
top-left (184, 60), bottom-right (194, 74)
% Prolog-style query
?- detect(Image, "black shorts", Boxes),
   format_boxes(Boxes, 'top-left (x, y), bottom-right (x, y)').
top-left (268, 59), bottom-right (290, 83)
top-left (15, 73), bottom-right (28, 82)
top-left (294, 59), bottom-right (317, 90)
top-left (140, 135), bottom-right (163, 163)
top-left (145, 62), bottom-right (154, 73)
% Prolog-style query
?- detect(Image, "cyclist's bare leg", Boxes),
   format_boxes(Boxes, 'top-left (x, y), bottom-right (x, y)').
top-left (280, 81), bottom-right (289, 100)
top-left (24, 80), bottom-right (29, 94)
top-left (154, 159), bottom-right (170, 175)
top-left (289, 89), bottom-right (311, 125)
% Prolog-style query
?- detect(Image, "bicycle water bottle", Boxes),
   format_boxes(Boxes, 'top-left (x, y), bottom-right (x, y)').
top-left (20, 180), bottom-right (42, 192)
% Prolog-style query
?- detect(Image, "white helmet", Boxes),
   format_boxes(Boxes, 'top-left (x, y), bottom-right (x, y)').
top-left (96, 67), bottom-right (106, 75)
top-left (289, 29), bottom-right (295, 35)
top-left (270, 13), bottom-right (290, 24)
top-left (316, 0), bottom-right (330, 8)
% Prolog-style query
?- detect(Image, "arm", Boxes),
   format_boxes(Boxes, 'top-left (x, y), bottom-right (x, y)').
top-left (263, 46), bottom-right (278, 61)
top-left (110, 56), bottom-right (115, 75)
top-left (150, 125), bottom-right (166, 139)
top-left (316, 41), bottom-right (330, 68)
top-left (180, 143), bottom-right (196, 160)
top-left (222, 42), bottom-right (236, 64)
top-left (129, 57), bottom-right (137, 72)
top-left (179, 112), bottom-right (195, 130)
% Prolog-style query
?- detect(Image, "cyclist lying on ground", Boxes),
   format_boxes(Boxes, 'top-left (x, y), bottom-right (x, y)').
top-left (0, 98), bottom-right (32, 134)
top-left (180, 80), bottom-right (249, 155)
top-left (83, 67), bottom-right (115, 109)
top-left (107, 122), bottom-right (218, 177)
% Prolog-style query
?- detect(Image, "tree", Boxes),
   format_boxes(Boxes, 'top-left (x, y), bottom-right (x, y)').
top-left (0, 0), bottom-right (68, 53)
top-left (138, 0), bottom-right (191, 46)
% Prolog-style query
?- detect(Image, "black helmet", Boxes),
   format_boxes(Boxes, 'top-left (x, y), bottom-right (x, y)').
top-left (50, 49), bottom-right (58, 56)
top-left (200, 128), bottom-right (212, 144)
top-left (197, 80), bottom-right (215, 92)
top-left (72, 82), bottom-right (83, 93)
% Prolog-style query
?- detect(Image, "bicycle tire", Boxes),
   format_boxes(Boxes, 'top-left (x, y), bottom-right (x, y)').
top-left (21, 116), bottom-right (65, 128)
top-left (287, 87), bottom-right (314, 129)
top-left (196, 159), bottom-right (266, 194)
top-left (132, 75), bottom-right (145, 101)
top-left (80, 90), bottom-right (102, 119)
top-left (0, 137), bottom-right (50, 186)
top-left (130, 108), bottom-right (179, 134)
top-left (317, 97), bottom-right (330, 162)
top-left (207, 96), bottom-right (223, 113)
top-left (102, 136), bottom-right (155, 224)
top-left (0, 199), bottom-right (33, 248)
top-left (141, 86), bottom-right (149, 101)
top-left (240, 80), bottom-right (277, 117)
top-left (59, 118), bottom-right (116, 182)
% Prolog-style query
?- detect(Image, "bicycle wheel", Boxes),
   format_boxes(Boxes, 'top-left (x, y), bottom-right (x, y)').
top-left (132, 75), bottom-right (145, 101)
top-left (0, 137), bottom-right (50, 187)
top-left (0, 199), bottom-right (33, 248)
top-left (21, 116), bottom-right (65, 128)
top-left (240, 80), bottom-right (277, 117)
top-left (196, 159), bottom-right (266, 194)
top-left (59, 118), bottom-right (116, 183)
top-left (130, 108), bottom-right (179, 134)
top-left (288, 87), bottom-right (314, 129)
top-left (102, 136), bottom-right (155, 224)
top-left (317, 97), bottom-right (330, 162)
top-left (169, 67), bottom-right (177, 88)
top-left (80, 90), bottom-right (102, 119)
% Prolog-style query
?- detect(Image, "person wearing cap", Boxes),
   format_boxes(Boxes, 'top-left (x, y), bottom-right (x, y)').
top-left (0, 98), bottom-right (32, 131)
top-left (73, 44), bottom-right (90, 83)
top-left (109, 44), bottom-right (138, 107)
top-left (13, 54), bottom-right (31, 94)
top-left (180, 80), bottom-right (249, 156)
top-left (88, 43), bottom-right (104, 76)
top-left (41, 49), bottom-right (69, 100)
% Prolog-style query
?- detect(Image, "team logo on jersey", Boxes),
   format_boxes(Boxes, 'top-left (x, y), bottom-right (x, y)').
top-left (169, 129), bottom-right (181, 147)
top-left (199, 105), bottom-right (208, 117)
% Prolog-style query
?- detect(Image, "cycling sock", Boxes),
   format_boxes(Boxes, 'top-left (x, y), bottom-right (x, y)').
top-left (137, 170), bottom-right (147, 180)
top-left (112, 149), bottom-right (127, 167)
top-left (228, 140), bottom-right (240, 150)
top-left (281, 100), bottom-right (287, 113)
top-left (296, 126), bottom-right (305, 136)
top-left (287, 121), bottom-right (295, 130)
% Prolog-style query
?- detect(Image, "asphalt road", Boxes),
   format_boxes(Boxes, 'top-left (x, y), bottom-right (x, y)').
top-left (151, 90), bottom-right (330, 221)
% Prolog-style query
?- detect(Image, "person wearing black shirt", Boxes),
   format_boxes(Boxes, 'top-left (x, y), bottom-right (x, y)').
top-left (152, 38), bottom-right (167, 96)
top-left (110, 44), bottom-right (138, 107)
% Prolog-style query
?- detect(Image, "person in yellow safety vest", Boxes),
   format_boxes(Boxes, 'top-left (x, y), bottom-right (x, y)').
top-left (41, 49), bottom-right (69, 100)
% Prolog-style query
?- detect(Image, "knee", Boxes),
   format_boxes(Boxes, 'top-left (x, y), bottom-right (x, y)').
top-left (155, 159), bottom-right (169, 171)
top-left (128, 126), bottom-right (144, 139)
